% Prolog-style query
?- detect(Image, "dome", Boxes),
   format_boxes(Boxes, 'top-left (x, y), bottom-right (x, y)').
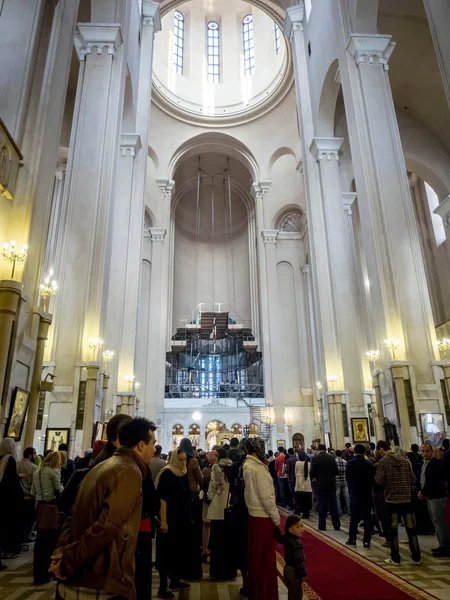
top-left (152, 0), bottom-right (293, 126)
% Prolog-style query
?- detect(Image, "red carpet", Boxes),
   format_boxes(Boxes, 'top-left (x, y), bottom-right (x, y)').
top-left (276, 515), bottom-right (436, 600)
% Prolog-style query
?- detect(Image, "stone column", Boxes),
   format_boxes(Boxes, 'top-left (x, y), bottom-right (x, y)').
top-left (424, 0), bottom-right (450, 109)
top-left (54, 23), bottom-right (126, 387)
top-left (327, 393), bottom-right (345, 449)
top-left (82, 364), bottom-right (100, 451)
top-left (327, 394), bottom-right (338, 449)
top-left (24, 308), bottom-right (52, 447)
top-left (371, 371), bottom-right (386, 441)
top-left (390, 363), bottom-right (412, 449)
top-left (0, 280), bottom-right (22, 410)
top-left (116, 392), bottom-right (135, 417)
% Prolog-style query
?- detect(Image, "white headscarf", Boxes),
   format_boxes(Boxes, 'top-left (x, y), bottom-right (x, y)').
top-left (155, 447), bottom-right (187, 488)
top-left (0, 437), bottom-right (17, 483)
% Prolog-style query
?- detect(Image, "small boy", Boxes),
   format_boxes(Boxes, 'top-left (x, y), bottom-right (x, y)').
top-left (279, 514), bottom-right (307, 600)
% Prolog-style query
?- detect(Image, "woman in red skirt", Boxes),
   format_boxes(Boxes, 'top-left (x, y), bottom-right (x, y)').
top-left (243, 438), bottom-right (280, 600)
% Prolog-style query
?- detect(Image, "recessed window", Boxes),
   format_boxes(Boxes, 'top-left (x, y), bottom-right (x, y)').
top-left (173, 11), bottom-right (184, 75)
top-left (207, 21), bottom-right (220, 83)
top-left (425, 181), bottom-right (446, 246)
top-left (274, 22), bottom-right (281, 54)
top-left (243, 15), bottom-right (255, 76)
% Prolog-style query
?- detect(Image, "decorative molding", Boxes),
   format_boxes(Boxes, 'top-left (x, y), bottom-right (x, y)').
top-left (142, 1), bottom-right (162, 31)
top-left (252, 180), bottom-right (272, 202)
top-left (342, 192), bottom-right (357, 216)
top-left (310, 137), bottom-right (344, 162)
top-left (284, 4), bottom-right (305, 40)
top-left (279, 211), bottom-right (307, 237)
top-left (120, 133), bottom-right (141, 157)
top-left (434, 195), bottom-right (450, 227)
top-left (346, 34), bottom-right (396, 71)
top-left (149, 228), bottom-right (166, 243)
top-left (261, 230), bottom-right (278, 245)
top-left (301, 265), bottom-right (310, 275)
top-left (156, 178), bottom-right (175, 199)
top-left (74, 23), bottom-right (123, 61)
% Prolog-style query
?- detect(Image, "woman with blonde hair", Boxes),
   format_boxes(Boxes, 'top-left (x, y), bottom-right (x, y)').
top-left (31, 450), bottom-right (63, 584)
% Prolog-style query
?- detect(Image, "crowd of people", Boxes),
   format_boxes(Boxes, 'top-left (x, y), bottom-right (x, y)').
top-left (1, 424), bottom-right (450, 600)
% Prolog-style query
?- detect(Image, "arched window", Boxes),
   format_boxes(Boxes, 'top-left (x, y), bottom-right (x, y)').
top-left (243, 15), bottom-right (255, 76)
top-left (274, 22), bottom-right (281, 54)
top-left (425, 181), bottom-right (446, 246)
top-left (173, 11), bottom-right (184, 74)
top-left (207, 21), bottom-right (220, 83)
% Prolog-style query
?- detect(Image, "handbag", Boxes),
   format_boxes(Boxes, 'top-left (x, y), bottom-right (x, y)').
top-left (35, 470), bottom-right (60, 530)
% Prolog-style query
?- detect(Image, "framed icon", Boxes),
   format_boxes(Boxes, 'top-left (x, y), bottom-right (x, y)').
top-left (277, 439), bottom-right (286, 449)
top-left (420, 413), bottom-right (446, 448)
top-left (6, 387), bottom-right (30, 441)
top-left (45, 428), bottom-right (70, 452)
top-left (351, 418), bottom-right (370, 443)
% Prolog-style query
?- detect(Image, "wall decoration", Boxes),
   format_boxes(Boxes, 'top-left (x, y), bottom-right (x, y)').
top-left (6, 387), bottom-right (30, 441)
top-left (351, 418), bottom-right (370, 443)
top-left (277, 439), bottom-right (286, 449)
top-left (420, 413), bottom-right (446, 447)
top-left (45, 428), bottom-right (70, 452)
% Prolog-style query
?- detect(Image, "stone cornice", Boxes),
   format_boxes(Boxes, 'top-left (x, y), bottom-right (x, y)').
top-left (262, 229), bottom-right (278, 245)
top-left (143, 1), bottom-right (162, 31)
top-left (342, 192), bottom-right (357, 215)
top-left (74, 23), bottom-right (123, 61)
top-left (251, 180), bottom-right (272, 201)
top-left (156, 178), bottom-right (175, 199)
top-left (434, 195), bottom-right (450, 227)
top-left (284, 3), bottom-right (305, 39)
top-left (120, 133), bottom-right (141, 157)
top-left (149, 228), bottom-right (166, 243)
top-left (310, 137), bottom-right (344, 162)
top-left (301, 264), bottom-right (310, 275)
top-left (346, 34), bottom-right (396, 71)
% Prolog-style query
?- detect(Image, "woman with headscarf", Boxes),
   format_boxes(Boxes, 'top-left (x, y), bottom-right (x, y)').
top-left (155, 447), bottom-right (195, 598)
top-left (207, 447), bottom-right (236, 580)
top-left (295, 450), bottom-right (312, 519)
top-left (0, 437), bottom-right (24, 564)
top-left (243, 437), bottom-right (280, 600)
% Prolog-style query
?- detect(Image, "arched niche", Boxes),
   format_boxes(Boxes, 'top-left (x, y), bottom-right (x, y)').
top-left (317, 58), bottom-right (340, 137)
top-left (292, 432), bottom-right (305, 450)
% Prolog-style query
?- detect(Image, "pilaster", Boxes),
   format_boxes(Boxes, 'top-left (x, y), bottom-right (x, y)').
top-left (0, 280), bottom-right (23, 421)
top-left (82, 363), bottom-right (100, 451)
top-left (423, 0), bottom-right (450, 109)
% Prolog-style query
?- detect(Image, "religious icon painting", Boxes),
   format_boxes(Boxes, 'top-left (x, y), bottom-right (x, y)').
top-left (420, 413), bottom-right (446, 448)
top-left (351, 418), bottom-right (370, 443)
top-left (45, 428), bottom-right (70, 453)
top-left (6, 387), bottom-right (30, 441)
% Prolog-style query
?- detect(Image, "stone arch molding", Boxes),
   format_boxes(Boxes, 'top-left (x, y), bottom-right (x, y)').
top-left (273, 204), bottom-right (307, 237)
top-left (268, 147), bottom-right (298, 175)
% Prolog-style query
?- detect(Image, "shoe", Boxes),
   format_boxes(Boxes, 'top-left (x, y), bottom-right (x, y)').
top-left (381, 541), bottom-right (391, 548)
top-left (157, 589), bottom-right (175, 599)
top-left (363, 542), bottom-right (371, 549)
top-left (385, 558), bottom-right (400, 566)
top-left (239, 587), bottom-right (249, 597)
top-left (334, 527), bottom-right (341, 531)
top-left (318, 527), bottom-right (326, 531)
top-left (412, 560), bottom-right (422, 565)
top-left (346, 540), bottom-right (356, 546)
top-left (201, 552), bottom-right (209, 563)
top-left (431, 550), bottom-right (450, 558)
top-left (170, 581), bottom-right (190, 590)
top-left (431, 547), bottom-right (440, 554)
top-left (0, 565), bottom-right (7, 571)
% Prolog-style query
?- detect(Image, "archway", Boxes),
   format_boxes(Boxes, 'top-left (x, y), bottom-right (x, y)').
top-left (172, 423), bottom-right (184, 450)
top-left (292, 432), bottom-right (305, 451)
top-left (188, 423), bottom-right (201, 447)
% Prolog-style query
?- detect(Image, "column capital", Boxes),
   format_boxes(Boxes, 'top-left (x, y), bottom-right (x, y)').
top-left (261, 230), bottom-right (278, 245)
top-left (252, 180), bottom-right (272, 201)
top-left (149, 228), bottom-right (166, 243)
top-left (310, 137), bottom-right (344, 162)
top-left (142, 1), bottom-right (162, 32)
top-left (74, 23), bottom-right (123, 61)
top-left (284, 4), bottom-right (305, 39)
top-left (301, 264), bottom-right (310, 275)
top-left (346, 34), bottom-right (396, 71)
top-left (120, 133), bottom-right (141, 157)
top-left (156, 178), bottom-right (175, 199)
top-left (434, 195), bottom-right (450, 227)
top-left (342, 192), bottom-right (357, 215)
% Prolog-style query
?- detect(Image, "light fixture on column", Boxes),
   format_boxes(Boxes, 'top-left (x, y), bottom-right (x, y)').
top-left (39, 269), bottom-right (57, 311)
top-left (2, 240), bottom-right (28, 278)
top-left (124, 374), bottom-right (135, 391)
top-left (437, 339), bottom-right (450, 359)
top-left (103, 350), bottom-right (115, 372)
top-left (384, 338), bottom-right (400, 360)
top-left (327, 376), bottom-right (337, 391)
top-left (366, 350), bottom-right (380, 363)
top-left (88, 338), bottom-right (103, 361)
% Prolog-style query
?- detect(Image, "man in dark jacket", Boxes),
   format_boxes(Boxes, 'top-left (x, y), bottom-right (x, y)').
top-left (92, 413), bottom-right (133, 466)
top-left (227, 438), bottom-right (241, 463)
top-left (310, 444), bottom-right (340, 531)
top-left (285, 448), bottom-right (299, 508)
top-left (346, 444), bottom-right (374, 547)
top-left (50, 418), bottom-right (156, 600)
top-left (419, 443), bottom-right (450, 557)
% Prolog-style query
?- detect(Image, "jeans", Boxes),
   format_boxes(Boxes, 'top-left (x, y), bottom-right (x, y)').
top-left (348, 495), bottom-right (372, 544)
top-left (427, 497), bottom-right (450, 552)
top-left (387, 502), bottom-right (421, 563)
top-left (335, 480), bottom-right (350, 516)
top-left (317, 489), bottom-right (341, 531)
top-left (277, 477), bottom-right (287, 507)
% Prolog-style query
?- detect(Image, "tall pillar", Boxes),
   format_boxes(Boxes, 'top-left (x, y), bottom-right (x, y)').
top-left (372, 371), bottom-right (386, 441)
top-left (423, 0), bottom-right (450, 109)
top-left (0, 280), bottom-right (22, 415)
top-left (24, 309), bottom-right (52, 447)
top-left (82, 364), bottom-right (100, 451)
top-left (336, 27), bottom-right (438, 380)
top-left (390, 363), bottom-right (412, 449)
top-left (327, 395), bottom-right (338, 449)
top-left (54, 23), bottom-right (126, 386)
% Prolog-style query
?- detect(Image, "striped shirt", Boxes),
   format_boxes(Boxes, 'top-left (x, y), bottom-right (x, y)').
top-left (335, 457), bottom-right (347, 482)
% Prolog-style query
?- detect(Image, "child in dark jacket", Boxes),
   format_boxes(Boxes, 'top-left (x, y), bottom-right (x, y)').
top-left (278, 514), bottom-right (307, 600)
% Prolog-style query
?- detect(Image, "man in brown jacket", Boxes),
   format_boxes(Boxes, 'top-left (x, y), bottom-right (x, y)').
top-left (50, 418), bottom-right (156, 600)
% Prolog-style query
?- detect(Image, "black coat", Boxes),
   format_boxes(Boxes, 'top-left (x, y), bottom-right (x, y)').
top-left (310, 451), bottom-right (338, 491)
top-left (422, 457), bottom-right (447, 499)
top-left (346, 455), bottom-right (374, 498)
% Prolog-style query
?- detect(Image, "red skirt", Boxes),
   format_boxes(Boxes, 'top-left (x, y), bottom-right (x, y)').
top-left (248, 515), bottom-right (279, 600)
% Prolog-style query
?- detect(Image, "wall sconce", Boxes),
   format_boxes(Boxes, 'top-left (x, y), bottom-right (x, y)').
top-left (327, 376), bottom-right (337, 391)
top-left (39, 269), bottom-right (57, 311)
top-left (103, 350), bottom-right (115, 371)
top-left (384, 338), bottom-right (400, 360)
top-left (124, 375), bottom-right (135, 391)
top-left (437, 339), bottom-right (450, 359)
top-left (88, 338), bottom-right (103, 361)
top-left (2, 240), bottom-right (28, 278)
top-left (366, 350), bottom-right (380, 363)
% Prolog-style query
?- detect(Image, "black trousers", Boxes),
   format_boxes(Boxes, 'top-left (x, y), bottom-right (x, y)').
top-left (348, 494), bottom-right (372, 543)
top-left (34, 528), bottom-right (59, 585)
top-left (317, 489), bottom-right (340, 530)
top-left (135, 531), bottom-right (152, 600)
